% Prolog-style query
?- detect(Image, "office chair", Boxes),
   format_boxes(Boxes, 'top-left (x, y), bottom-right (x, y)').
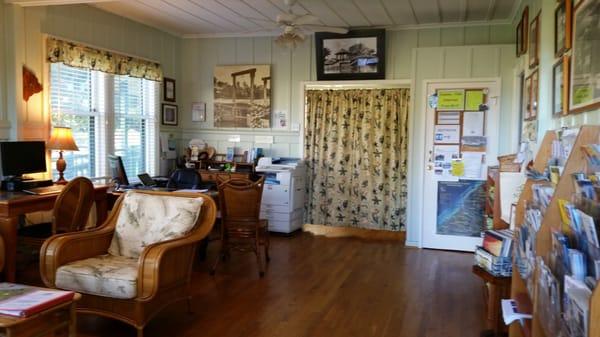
top-left (166, 168), bottom-right (204, 190)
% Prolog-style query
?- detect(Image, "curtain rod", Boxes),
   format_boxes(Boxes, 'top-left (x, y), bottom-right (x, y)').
top-left (46, 34), bottom-right (161, 64)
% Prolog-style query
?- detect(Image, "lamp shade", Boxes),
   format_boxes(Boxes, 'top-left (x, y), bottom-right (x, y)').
top-left (47, 126), bottom-right (79, 151)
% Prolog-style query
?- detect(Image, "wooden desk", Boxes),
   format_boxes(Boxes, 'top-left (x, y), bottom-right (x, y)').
top-left (0, 291), bottom-right (81, 337)
top-left (0, 185), bottom-right (109, 282)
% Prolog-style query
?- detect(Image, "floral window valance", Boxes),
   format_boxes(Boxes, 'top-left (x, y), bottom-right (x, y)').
top-left (46, 37), bottom-right (163, 82)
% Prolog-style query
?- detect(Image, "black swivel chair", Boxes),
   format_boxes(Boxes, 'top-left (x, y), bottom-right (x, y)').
top-left (166, 168), bottom-right (207, 190)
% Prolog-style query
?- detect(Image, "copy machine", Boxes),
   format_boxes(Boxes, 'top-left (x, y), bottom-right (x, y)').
top-left (256, 158), bottom-right (306, 233)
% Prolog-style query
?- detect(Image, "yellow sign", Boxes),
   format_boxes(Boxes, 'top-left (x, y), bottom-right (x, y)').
top-left (451, 159), bottom-right (464, 177)
top-left (465, 90), bottom-right (484, 111)
top-left (573, 85), bottom-right (593, 105)
top-left (437, 90), bottom-right (465, 110)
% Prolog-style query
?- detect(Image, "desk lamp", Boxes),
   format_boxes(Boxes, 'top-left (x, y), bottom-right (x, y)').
top-left (47, 126), bottom-right (79, 184)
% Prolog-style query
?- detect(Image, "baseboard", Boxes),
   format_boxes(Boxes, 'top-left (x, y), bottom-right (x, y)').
top-left (302, 224), bottom-right (406, 243)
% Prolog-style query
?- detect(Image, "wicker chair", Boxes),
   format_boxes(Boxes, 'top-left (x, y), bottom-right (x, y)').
top-left (19, 176), bottom-right (95, 248)
top-left (211, 176), bottom-right (270, 277)
top-left (40, 191), bottom-right (217, 337)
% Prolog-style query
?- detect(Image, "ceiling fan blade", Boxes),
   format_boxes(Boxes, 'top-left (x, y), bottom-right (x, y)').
top-left (302, 25), bottom-right (349, 34)
top-left (276, 13), bottom-right (297, 24)
top-left (292, 14), bottom-right (320, 26)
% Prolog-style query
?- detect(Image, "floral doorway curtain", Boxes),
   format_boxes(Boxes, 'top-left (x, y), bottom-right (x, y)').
top-left (304, 88), bottom-right (409, 231)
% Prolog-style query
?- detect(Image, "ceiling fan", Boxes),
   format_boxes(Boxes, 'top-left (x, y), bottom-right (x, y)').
top-left (261, 0), bottom-right (349, 47)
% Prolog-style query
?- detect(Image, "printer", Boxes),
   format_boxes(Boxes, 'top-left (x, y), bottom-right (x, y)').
top-left (256, 158), bottom-right (306, 234)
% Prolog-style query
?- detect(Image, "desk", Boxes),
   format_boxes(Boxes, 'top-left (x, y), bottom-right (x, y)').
top-left (0, 185), bottom-right (109, 282)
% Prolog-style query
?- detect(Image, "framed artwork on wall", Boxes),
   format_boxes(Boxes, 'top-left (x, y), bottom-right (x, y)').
top-left (315, 29), bottom-right (386, 81)
top-left (213, 64), bottom-right (271, 128)
top-left (163, 78), bottom-right (176, 102)
top-left (553, 55), bottom-right (570, 116)
top-left (516, 21), bottom-right (524, 56)
top-left (529, 13), bottom-right (540, 68)
top-left (525, 71), bottom-right (539, 120)
top-left (555, 0), bottom-right (572, 57)
top-left (521, 7), bottom-right (529, 55)
top-left (569, 0), bottom-right (600, 113)
top-left (161, 103), bottom-right (178, 126)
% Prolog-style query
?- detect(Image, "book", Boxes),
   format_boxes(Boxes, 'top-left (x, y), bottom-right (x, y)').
top-left (0, 283), bottom-right (74, 317)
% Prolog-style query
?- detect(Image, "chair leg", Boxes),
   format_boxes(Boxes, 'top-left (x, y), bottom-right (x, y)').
top-left (255, 242), bottom-right (265, 278)
top-left (264, 229), bottom-right (270, 263)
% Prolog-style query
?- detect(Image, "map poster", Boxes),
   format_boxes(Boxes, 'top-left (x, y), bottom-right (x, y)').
top-left (436, 180), bottom-right (486, 237)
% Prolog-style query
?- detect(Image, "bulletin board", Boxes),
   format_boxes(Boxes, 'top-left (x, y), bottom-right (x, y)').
top-left (432, 88), bottom-right (488, 180)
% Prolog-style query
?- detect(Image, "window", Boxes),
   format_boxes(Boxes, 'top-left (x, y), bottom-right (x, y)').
top-left (50, 63), bottom-right (158, 181)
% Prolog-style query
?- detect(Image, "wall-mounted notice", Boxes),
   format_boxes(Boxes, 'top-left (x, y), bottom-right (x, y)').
top-left (465, 90), bottom-right (485, 111)
top-left (437, 89), bottom-right (465, 110)
top-left (435, 125), bottom-right (460, 144)
top-left (228, 135), bottom-right (241, 143)
top-left (437, 111), bottom-right (461, 125)
top-left (463, 111), bottom-right (485, 137)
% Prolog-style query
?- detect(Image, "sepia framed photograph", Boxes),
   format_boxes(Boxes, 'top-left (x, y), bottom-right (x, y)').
top-left (555, 0), bottom-right (573, 57)
top-left (553, 55), bottom-right (570, 116)
top-left (529, 13), bottom-right (540, 68)
top-left (521, 7), bottom-right (529, 55)
top-left (161, 103), bottom-right (178, 126)
top-left (569, 0), bottom-right (600, 113)
top-left (516, 21), bottom-right (524, 56)
top-left (315, 29), bottom-right (385, 81)
top-left (528, 70), bottom-right (539, 119)
top-left (213, 64), bottom-right (271, 128)
top-left (163, 77), bottom-right (176, 102)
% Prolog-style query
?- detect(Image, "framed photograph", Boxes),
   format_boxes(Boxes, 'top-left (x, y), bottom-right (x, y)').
top-left (315, 29), bottom-right (385, 81)
top-left (529, 13), bottom-right (540, 68)
top-left (191, 102), bottom-right (206, 122)
top-left (524, 74), bottom-right (533, 119)
top-left (516, 21), bottom-right (524, 56)
top-left (529, 70), bottom-right (539, 119)
top-left (161, 103), bottom-right (178, 125)
top-left (555, 0), bottom-right (572, 57)
top-left (569, 0), bottom-right (600, 113)
top-left (553, 55), bottom-right (570, 116)
top-left (163, 78), bottom-right (176, 102)
top-left (214, 65), bottom-right (271, 128)
top-left (521, 7), bottom-right (529, 55)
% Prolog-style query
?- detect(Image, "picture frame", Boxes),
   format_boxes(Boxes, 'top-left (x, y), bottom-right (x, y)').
top-left (315, 29), bottom-right (385, 81)
top-left (516, 21), bottom-right (524, 57)
top-left (529, 13), bottom-right (540, 68)
top-left (554, 0), bottom-right (572, 57)
top-left (163, 77), bottom-right (176, 102)
top-left (553, 55), bottom-right (570, 116)
top-left (569, 0), bottom-right (600, 114)
top-left (161, 103), bottom-right (178, 126)
top-left (521, 7), bottom-right (529, 55)
top-left (525, 70), bottom-right (539, 120)
top-left (191, 102), bottom-right (206, 122)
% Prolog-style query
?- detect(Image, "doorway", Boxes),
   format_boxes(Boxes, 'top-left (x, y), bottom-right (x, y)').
top-left (421, 79), bottom-right (501, 251)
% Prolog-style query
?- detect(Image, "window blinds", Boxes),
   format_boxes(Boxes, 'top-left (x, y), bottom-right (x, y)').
top-left (49, 63), bottom-right (158, 181)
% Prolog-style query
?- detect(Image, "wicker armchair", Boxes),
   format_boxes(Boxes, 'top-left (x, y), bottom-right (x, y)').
top-left (40, 191), bottom-right (217, 337)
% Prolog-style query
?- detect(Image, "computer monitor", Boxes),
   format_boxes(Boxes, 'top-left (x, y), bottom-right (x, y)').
top-left (107, 155), bottom-right (129, 186)
top-left (0, 141), bottom-right (46, 178)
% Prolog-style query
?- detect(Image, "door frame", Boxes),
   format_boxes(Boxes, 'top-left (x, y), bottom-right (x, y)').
top-left (419, 77), bottom-right (502, 250)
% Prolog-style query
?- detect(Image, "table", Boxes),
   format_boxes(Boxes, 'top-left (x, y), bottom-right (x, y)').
top-left (0, 185), bottom-right (109, 282)
top-left (0, 291), bottom-right (81, 337)
top-left (472, 265), bottom-right (511, 337)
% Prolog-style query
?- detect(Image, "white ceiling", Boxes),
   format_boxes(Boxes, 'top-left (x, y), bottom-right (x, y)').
top-left (7, 0), bottom-right (521, 38)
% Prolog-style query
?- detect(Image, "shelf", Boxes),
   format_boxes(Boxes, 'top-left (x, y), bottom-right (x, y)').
top-left (514, 293), bottom-right (532, 337)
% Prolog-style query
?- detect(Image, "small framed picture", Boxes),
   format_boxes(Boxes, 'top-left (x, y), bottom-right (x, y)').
top-left (191, 102), bottom-right (206, 122)
top-left (555, 0), bottom-right (572, 57)
top-left (161, 103), bottom-right (178, 125)
top-left (163, 78), bottom-right (176, 102)
top-left (553, 56), bottom-right (570, 116)
top-left (521, 7), bottom-right (529, 55)
top-left (528, 70), bottom-right (539, 119)
top-left (516, 21), bottom-right (524, 56)
top-left (528, 13), bottom-right (540, 68)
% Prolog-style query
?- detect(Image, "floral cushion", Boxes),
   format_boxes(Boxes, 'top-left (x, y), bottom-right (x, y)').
top-left (55, 254), bottom-right (138, 299)
top-left (108, 192), bottom-right (203, 259)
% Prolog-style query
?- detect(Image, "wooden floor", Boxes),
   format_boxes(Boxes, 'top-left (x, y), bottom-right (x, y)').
top-left (19, 232), bottom-right (485, 337)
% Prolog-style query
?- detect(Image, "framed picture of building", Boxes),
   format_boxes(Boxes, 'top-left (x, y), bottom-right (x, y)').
top-left (315, 29), bottom-right (385, 81)
top-left (213, 65), bottom-right (271, 128)
top-left (569, 0), bottom-right (600, 113)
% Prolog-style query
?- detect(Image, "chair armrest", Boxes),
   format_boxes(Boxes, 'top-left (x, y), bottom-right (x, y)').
top-left (137, 199), bottom-right (216, 300)
top-left (40, 226), bottom-right (115, 288)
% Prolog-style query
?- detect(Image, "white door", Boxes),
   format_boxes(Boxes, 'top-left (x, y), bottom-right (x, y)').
top-left (421, 79), bottom-right (501, 251)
